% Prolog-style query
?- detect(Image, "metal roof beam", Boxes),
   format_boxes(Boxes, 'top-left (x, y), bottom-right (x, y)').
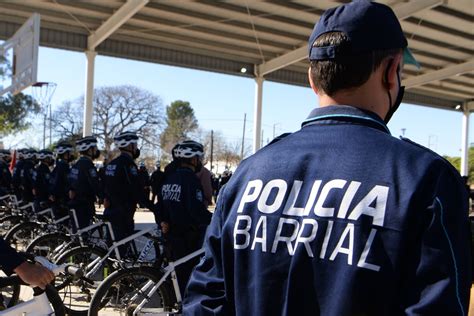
top-left (256, 0), bottom-right (444, 76)
top-left (88, 0), bottom-right (148, 50)
top-left (403, 59), bottom-right (474, 88)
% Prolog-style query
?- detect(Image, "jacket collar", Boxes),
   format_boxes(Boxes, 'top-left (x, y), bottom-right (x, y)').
top-left (302, 105), bottom-right (390, 134)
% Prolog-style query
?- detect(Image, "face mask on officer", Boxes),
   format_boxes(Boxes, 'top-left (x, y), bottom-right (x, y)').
top-left (93, 148), bottom-right (101, 159)
top-left (384, 59), bottom-right (405, 124)
top-left (133, 148), bottom-right (140, 159)
top-left (194, 157), bottom-right (203, 173)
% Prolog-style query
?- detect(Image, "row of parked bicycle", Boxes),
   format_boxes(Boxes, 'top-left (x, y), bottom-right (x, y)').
top-left (0, 194), bottom-right (197, 315)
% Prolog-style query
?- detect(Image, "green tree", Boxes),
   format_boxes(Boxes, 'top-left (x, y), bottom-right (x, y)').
top-left (160, 100), bottom-right (198, 159)
top-left (444, 146), bottom-right (474, 183)
top-left (0, 93), bottom-right (40, 136)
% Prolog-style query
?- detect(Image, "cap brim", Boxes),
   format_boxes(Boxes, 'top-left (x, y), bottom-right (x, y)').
top-left (403, 47), bottom-right (420, 69)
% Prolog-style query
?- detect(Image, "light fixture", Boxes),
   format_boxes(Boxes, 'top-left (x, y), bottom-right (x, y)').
top-left (455, 104), bottom-right (462, 110)
top-left (240, 67), bottom-right (247, 73)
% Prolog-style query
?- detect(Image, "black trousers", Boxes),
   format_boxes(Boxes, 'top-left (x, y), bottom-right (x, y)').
top-left (168, 227), bottom-right (205, 296)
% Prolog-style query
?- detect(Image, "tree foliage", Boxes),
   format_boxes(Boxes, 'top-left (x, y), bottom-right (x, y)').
top-left (0, 93), bottom-right (40, 136)
top-left (160, 100), bottom-right (198, 159)
top-left (444, 146), bottom-right (474, 182)
top-left (52, 85), bottom-right (164, 156)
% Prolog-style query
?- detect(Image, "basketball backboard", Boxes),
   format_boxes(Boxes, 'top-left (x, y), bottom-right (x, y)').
top-left (0, 13), bottom-right (40, 96)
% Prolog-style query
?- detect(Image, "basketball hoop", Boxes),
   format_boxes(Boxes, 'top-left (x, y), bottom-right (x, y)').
top-left (32, 82), bottom-right (57, 148)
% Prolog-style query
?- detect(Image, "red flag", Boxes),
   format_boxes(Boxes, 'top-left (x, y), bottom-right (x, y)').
top-left (9, 150), bottom-right (16, 172)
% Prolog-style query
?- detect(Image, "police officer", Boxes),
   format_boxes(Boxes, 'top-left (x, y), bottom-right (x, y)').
top-left (157, 140), bottom-right (211, 296)
top-left (19, 149), bottom-right (36, 204)
top-left (184, 1), bottom-right (471, 315)
top-left (150, 162), bottom-right (164, 203)
top-left (32, 150), bottom-right (54, 210)
top-left (11, 149), bottom-right (26, 200)
top-left (137, 162), bottom-right (151, 207)
top-left (104, 131), bottom-right (151, 246)
top-left (49, 142), bottom-right (74, 216)
top-left (0, 149), bottom-right (12, 196)
top-left (69, 136), bottom-right (102, 230)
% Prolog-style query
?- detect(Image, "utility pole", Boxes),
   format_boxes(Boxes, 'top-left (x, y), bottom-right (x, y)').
top-left (241, 113), bottom-right (246, 159)
top-left (210, 130), bottom-right (214, 172)
top-left (49, 103), bottom-right (52, 147)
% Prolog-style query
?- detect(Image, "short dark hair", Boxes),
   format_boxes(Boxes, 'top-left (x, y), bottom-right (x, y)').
top-left (309, 32), bottom-right (400, 96)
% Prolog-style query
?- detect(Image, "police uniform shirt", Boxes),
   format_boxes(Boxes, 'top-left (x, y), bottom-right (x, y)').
top-left (157, 167), bottom-right (210, 230)
top-left (11, 160), bottom-right (24, 189)
top-left (184, 105), bottom-right (471, 315)
top-left (20, 159), bottom-right (35, 195)
top-left (0, 237), bottom-right (25, 275)
top-left (104, 153), bottom-right (146, 209)
top-left (0, 161), bottom-right (12, 190)
top-left (33, 162), bottom-right (51, 200)
top-left (49, 159), bottom-right (70, 201)
top-left (69, 156), bottom-right (102, 202)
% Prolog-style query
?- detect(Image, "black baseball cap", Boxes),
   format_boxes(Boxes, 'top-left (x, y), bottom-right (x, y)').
top-left (308, 0), bottom-right (419, 68)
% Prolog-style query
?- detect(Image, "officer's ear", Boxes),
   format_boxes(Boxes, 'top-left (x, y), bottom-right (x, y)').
top-left (308, 67), bottom-right (320, 96)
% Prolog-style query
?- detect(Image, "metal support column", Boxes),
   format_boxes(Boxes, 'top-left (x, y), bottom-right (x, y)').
top-left (253, 76), bottom-right (264, 153)
top-left (83, 50), bottom-right (97, 137)
top-left (460, 102), bottom-right (470, 176)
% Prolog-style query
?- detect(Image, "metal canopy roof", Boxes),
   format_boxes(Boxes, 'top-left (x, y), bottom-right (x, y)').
top-left (0, 0), bottom-right (473, 111)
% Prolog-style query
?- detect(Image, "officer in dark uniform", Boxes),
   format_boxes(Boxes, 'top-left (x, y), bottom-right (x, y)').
top-left (32, 150), bottom-right (54, 211)
top-left (137, 162), bottom-right (151, 207)
top-left (150, 162), bottom-right (164, 203)
top-left (104, 131), bottom-right (152, 246)
top-left (157, 140), bottom-right (211, 296)
top-left (184, 1), bottom-right (472, 315)
top-left (49, 142), bottom-right (74, 217)
top-left (19, 149), bottom-right (36, 204)
top-left (11, 149), bottom-right (26, 201)
top-left (68, 136), bottom-right (102, 230)
top-left (0, 149), bottom-right (12, 196)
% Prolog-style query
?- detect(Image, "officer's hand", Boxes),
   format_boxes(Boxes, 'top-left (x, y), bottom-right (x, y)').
top-left (14, 262), bottom-right (55, 289)
top-left (32, 188), bottom-right (37, 196)
top-left (49, 195), bottom-right (55, 202)
top-left (161, 222), bottom-right (169, 234)
top-left (103, 198), bottom-right (110, 208)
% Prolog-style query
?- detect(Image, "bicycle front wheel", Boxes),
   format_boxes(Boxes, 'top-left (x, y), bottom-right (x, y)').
top-left (26, 232), bottom-right (71, 259)
top-left (55, 245), bottom-right (111, 316)
top-left (88, 266), bottom-right (175, 316)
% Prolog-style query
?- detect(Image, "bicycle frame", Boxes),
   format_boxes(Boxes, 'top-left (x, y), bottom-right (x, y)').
top-left (85, 225), bottom-right (155, 281)
top-left (0, 292), bottom-right (54, 316)
top-left (131, 248), bottom-right (205, 316)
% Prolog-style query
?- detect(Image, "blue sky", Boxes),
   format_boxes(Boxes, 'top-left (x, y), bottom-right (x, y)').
top-left (3, 46), bottom-right (470, 157)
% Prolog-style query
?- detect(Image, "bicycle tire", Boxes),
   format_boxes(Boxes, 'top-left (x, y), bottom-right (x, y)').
top-left (55, 245), bottom-right (112, 316)
top-left (88, 266), bottom-right (175, 316)
top-left (4, 221), bottom-right (44, 251)
top-left (26, 232), bottom-right (72, 259)
top-left (0, 215), bottom-right (24, 235)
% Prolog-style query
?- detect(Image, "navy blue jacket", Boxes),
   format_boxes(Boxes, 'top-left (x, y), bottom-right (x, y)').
top-left (0, 237), bottom-right (25, 275)
top-left (156, 167), bottom-right (211, 231)
top-left (49, 159), bottom-right (70, 202)
top-left (33, 163), bottom-right (51, 201)
top-left (69, 156), bottom-right (102, 204)
top-left (0, 161), bottom-right (12, 192)
top-left (184, 106), bottom-right (471, 316)
top-left (20, 159), bottom-right (35, 202)
top-left (104, 153), bottom-right (149, 212)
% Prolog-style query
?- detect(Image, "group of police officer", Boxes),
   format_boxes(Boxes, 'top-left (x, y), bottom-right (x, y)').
top-left (0, 131), bottom-right (213, 293)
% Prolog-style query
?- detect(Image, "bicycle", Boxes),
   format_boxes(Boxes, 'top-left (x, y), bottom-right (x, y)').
top-left (0, 254), bottom-right (84, 316)
top-left (88, 247), bottom-right (205, 315)
top-left (54, 224), bottom-right (161, 316)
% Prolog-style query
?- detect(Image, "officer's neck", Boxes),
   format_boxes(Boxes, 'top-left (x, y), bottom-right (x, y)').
top-left (120, 150), bottom-right (133, 158)
top-left (80, 154), bottom-right (92, 161)
top-left (179, 162), bottom-right (195, 172)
